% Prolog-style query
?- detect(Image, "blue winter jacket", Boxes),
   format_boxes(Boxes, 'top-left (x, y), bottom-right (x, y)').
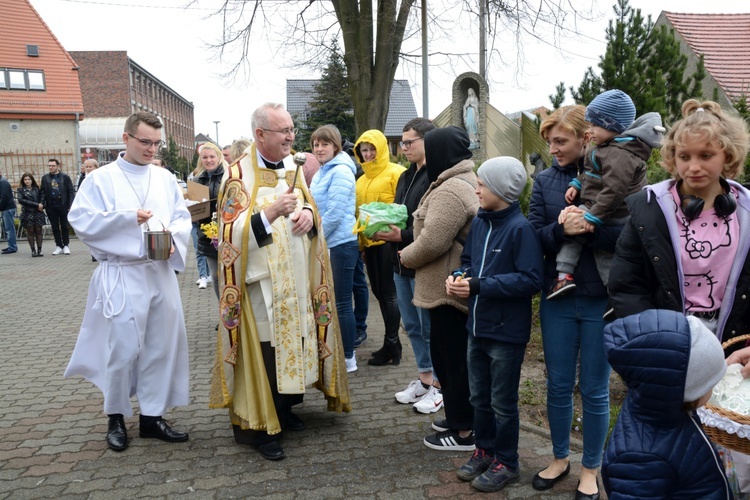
top-left (310, 151), bottom-right (358, 249)
top-left (603, 309), bottom-right (733, 500)
top-left (528, 160), bottom-right (621, 296)
top-left (454, 202), bottom-right (543, 344)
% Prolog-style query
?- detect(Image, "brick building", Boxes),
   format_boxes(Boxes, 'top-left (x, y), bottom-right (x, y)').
top-left (0, 0), bottom-right (84, 185)
top-left (70, 51), bottom-right (194, 162)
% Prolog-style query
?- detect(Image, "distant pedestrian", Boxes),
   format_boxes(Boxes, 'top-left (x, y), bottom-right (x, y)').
top-left (17, 172), bottom-right (45, 257)
top-left (40, 158), bottom-right (75, 255)
top-left (0, 168), bottom-right (17, 254)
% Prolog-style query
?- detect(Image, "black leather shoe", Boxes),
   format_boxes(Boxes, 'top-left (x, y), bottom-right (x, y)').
top-left (285, 412), bottom-right (306, 431)
top-left (106, 416), bottom-right (128, 452)
top-left (574, 480), bottom-right (600, 500)
top-left (532, 462), bottom-right (570, 490)
top-left (139, 419), bottom-right (189, 442)
top-left (257, 440), bottom-right (286, 461)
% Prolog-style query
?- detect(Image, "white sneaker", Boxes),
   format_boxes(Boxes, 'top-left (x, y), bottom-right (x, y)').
top-left (52, 246), bottom-right (63, 255)
top-left (395, 380), bottom-right (429, 404)
top-left (63, 245), bottom-right (70, 255)
top-left (195, 278), bottom-right (201, 285)
top-left (198, 277), bottom-right (207, 289)
top-left (413, 386), bottom-right (444, 414)
top-left (345, 355), bottom-right (357, 373)
top-left (206, 275), bottom-right (213, 283)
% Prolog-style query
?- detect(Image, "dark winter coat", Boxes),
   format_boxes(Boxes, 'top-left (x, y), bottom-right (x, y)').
top-left (0, 176), bottom-right (14, 211)
top-left (390, 162), bottom-right (431, 278)
top-left (195, 165), bottom-right (225, 257)
top-left (528, 160), bottom-right (621, 295)
top-left (609, 179), bottom-right (750, 348)
top-left (602, 309), bottom-right (733, 500)
top-left (454, 203), bottom-right (543, 344)
top-left (40, 171), bottom-right (75, 209)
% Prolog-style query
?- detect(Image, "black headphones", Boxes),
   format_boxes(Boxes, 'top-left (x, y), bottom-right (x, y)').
top-left (677, 177), bottom-right (737, 221)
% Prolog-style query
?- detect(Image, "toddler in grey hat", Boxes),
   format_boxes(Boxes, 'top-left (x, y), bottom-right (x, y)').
top-left (548, 89), bottom-right (665, 306)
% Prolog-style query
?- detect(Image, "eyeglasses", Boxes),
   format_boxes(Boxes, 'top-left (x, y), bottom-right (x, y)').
top-left (399, 138), bottom-right (423, 149)
top-left (127, 133), bottom-right (165, 149)
top-left (262, 127), bottom-right (298, 137)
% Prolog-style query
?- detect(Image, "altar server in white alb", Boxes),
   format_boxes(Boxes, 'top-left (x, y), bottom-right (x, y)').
top-left (65, 112), bottom-right (193, 452)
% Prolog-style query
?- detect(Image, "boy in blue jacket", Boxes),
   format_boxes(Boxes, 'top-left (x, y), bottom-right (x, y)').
top-left (446, 156), bottom-right (543, 492)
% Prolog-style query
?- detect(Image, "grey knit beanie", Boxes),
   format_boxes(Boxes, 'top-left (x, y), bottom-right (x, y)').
top-left (585, 89), bottom-right (636, 134)
top-left (683, 315), bottom-right (727, 402)
top-left (477, 157), bottom-right (527, 204)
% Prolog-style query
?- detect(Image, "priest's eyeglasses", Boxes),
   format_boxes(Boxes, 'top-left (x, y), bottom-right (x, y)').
top-left (262, 127), bottom-right (298, 137)
top-left (399, 138), bottom-right (423, 149)
top-left (127, 133), bottom-right (165, 149)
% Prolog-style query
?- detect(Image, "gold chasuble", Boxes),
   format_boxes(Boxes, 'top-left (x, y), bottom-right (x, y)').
top-left (209, 144), bottom-right (351, 435)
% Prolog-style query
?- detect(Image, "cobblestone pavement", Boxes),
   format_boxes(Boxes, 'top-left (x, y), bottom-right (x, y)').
top-left (0, 239), bottom-right (594, 499)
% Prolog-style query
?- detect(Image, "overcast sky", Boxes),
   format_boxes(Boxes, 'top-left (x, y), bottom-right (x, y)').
top-left (30, 0), bottom-right (746, 146)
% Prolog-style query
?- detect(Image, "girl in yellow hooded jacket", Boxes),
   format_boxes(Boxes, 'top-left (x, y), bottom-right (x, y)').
top-left (354, 129), bottom-right (405, 366)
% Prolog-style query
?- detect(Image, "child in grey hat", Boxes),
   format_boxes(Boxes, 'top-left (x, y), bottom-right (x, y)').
top-left (445, 156), bottom-right (544, 492)
top-left (602, 309), bottom-right (730, 498)
top-left (548, 89), bottom-right (665, 304)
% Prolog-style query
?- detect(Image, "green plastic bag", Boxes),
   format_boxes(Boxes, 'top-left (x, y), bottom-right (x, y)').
top-left (353, 202), bottom-right (408, 239)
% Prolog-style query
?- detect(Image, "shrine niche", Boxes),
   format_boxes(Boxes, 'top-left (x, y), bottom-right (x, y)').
top-left (451, 72), bottom-right (489, 161)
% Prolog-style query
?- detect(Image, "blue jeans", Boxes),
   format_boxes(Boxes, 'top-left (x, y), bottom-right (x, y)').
top-left (540, 293), bottom-right (611, 469)
top-left (353, 255), bottom-right (368, 334)
top-left (468, 336), bottom-right (526, 471)
top-left (2, 208), bottom-right (17, 251)
top-left (330, 241), bottom-right (359, 358)
top-left (394, 273), bottom-right (432, 374)
top-left (191, 223), bottom-right (209, 279)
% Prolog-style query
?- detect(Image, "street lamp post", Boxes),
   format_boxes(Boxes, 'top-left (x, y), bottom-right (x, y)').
top-left (213, 120), bottom-right (220, 146)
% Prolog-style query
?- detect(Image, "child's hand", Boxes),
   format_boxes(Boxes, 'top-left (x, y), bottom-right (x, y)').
top-left (582, 220), bottom-right (595, 233)
top-left (565, 186), bottom-right (578, 204)
top-left (445, 274), bottom-right (471, 298)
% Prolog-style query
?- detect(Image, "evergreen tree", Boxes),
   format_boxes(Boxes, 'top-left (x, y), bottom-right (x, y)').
top-left (160, 136), bottom-right (189, 178)
top-left (568, 0), bottom-right (704, 122)
top-left (570, 67), bottom-right (602, 105)
top-left (549, 82), bottom-right (566, 110)
top-left (294, 40), bottom-right (356, 152)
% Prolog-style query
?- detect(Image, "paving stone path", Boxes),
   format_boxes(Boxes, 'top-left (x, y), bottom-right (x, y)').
top-left (0, 239), bottom-right (593, 499)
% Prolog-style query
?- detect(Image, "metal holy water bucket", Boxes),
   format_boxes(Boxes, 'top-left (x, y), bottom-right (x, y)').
top-left (144, 219), bottom-right (171, 260)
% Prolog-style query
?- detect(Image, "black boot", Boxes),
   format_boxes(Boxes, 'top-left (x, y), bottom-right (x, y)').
top-left (367, 341), bottom-right (402, 366)
top-left (106, 414), bottom-right (128, 451)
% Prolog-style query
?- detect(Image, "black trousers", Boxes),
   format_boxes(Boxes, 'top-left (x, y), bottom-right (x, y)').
top-left (430, 305), bottom-right (473, 430)
top-left (363, 244), bottom-right (401, 345)
top-left (232, 341), bottom-right (303, 445)
top-left (46, 206), bottom-right (70, 247)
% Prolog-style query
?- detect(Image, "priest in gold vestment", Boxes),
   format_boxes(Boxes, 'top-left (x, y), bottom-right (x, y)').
top-left (209, 103), bottom-right (351, 461)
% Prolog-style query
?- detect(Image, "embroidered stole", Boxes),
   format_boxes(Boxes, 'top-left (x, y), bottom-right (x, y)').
top-left (208, 144), bottom-right (351, 433)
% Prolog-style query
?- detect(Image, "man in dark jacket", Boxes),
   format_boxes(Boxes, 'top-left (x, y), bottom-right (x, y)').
top-left (40, 158), bottom-right (75, 255)
top-left (0, 169), bottom-right (17, 254)
top-left (372, 118), bottom-right (441, 409)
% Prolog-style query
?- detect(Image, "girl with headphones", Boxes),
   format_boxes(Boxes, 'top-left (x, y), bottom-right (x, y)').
top-left (607, 99), bottom-right (750, 495)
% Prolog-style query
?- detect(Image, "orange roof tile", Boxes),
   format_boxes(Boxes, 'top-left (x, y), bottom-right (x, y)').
top-left (0, 0), bottom-right (84, 118)
top-left (663, 12), bottom-right (750, 100)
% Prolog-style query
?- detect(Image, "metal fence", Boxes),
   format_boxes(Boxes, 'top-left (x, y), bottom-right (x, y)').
top-left (0, 149), bottom-right (78, 188)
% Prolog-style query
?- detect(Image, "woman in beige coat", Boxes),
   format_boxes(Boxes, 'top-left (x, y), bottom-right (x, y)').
top-left (400, 126), bottom-right (479, 451)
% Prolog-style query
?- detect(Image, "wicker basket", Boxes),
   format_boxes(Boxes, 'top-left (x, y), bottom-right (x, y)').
top-left (702, 334), bottom-right (750, 454)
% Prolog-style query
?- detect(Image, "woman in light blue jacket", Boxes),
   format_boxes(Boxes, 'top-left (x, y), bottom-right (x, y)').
top-left (309, 125), bottom-right (359, 373)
